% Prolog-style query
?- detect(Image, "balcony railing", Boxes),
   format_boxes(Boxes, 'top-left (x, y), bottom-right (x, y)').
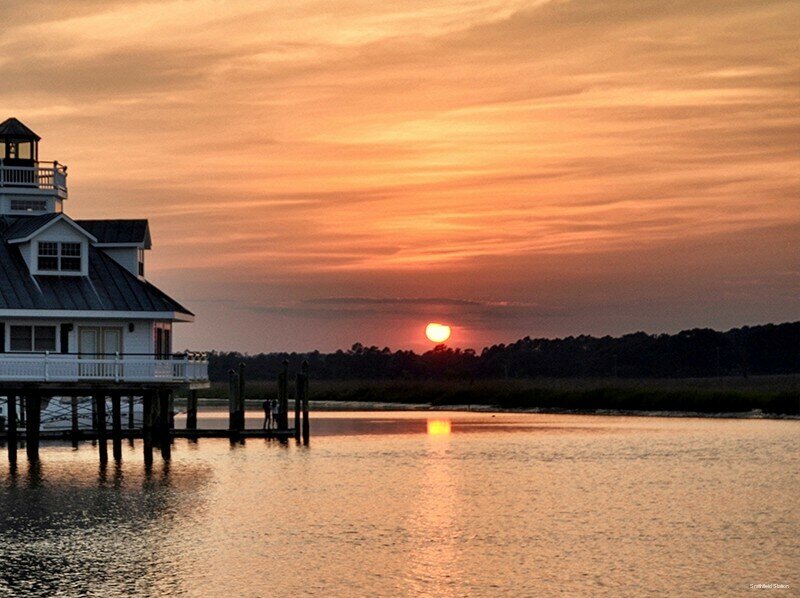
top-left (0, 352), bottom-right (208, 384)
top-left (0, 160), bottom-right (68, 197)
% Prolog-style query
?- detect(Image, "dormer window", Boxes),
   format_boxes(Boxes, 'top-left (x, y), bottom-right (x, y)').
top-left (37, 241), bottom-right (82, 272)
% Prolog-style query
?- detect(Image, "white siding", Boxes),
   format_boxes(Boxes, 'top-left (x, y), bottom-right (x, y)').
top-left (0, 318), bottom-right (174, 355)
top-left (102, 247), bottom-right (140, 277)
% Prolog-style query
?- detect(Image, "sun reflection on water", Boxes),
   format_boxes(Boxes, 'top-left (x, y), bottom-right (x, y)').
top-left (427, 419), bottom-right (452, 436)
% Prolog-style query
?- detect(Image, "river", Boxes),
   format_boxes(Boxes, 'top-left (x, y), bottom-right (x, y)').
top-left (1, 411), bottom-right (797, 596)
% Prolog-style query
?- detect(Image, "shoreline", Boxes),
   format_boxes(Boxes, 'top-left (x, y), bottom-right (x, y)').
top-left (175, 398), bottom-right (800, 421)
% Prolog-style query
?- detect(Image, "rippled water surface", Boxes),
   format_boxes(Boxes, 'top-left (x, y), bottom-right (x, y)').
top-left (1, 412), bottom-right (798, 596)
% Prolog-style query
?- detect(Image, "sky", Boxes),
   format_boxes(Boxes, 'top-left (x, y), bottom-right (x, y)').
top-left (1, 0), bottom-right (798, 353)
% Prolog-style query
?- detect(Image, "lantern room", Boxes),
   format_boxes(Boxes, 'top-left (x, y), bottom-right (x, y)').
top-left (0, 117), bottom-right (40, 167)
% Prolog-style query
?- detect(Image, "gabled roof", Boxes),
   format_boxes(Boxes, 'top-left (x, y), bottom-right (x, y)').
top-left (3, 213), bottom-right (97, 244)
top-left (0, 223), bottom-right (193, 318)
top-left (2, 213), bottom-right (60, 241)
top-left (76, 219), bottom-right (152, 248)
top-left (0, 117), bottom-right (40, 140)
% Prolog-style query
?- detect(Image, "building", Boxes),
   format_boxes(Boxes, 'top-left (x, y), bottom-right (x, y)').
top-left (0, 117), bottom-right (208, 388)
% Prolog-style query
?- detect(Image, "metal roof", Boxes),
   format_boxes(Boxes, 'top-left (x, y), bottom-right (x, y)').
top-left (3, 213), bottom-right (61, 241)
top-left (0, 117), bottom-right (41, 140)
top-left (0, 224), bottom-right (192, 316)
top-left (76, 219), bottom-right (151, 247)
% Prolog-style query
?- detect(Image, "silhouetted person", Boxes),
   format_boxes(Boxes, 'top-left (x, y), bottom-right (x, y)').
top-left (270, 399), bottom-right (279, 430)
top-left (262, 399), bottom-right (270, 430)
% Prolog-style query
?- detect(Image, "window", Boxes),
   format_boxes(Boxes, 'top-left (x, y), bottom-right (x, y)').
top-left (38, 242), bottom-right (58, 270)
top-left (61, 243), bottom-right (82, 271)
top-left (138, 248), bottom-right (145, 276)
top-left (17, 142), bottom-right (32, 160)
top-left (9, 325), bottom-right (56, 352)
top-left (34, 326), bottom-right (56, 351)
top-left (154, 325), bottom-right (172, 359)
top-left (10, 199), bottom-right (46, 212)
top-left (37, 241), bottom-right (82, 272)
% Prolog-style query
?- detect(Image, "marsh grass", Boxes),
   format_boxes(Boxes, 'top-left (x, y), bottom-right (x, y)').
top-left (178, 375), bottom-right (800, 415)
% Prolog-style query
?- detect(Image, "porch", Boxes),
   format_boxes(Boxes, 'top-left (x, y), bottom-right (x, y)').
top-left (0, 352), bottom-right (209, 387)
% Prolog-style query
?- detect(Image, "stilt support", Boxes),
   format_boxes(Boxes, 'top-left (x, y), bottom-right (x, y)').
top-left (187, 390), bottom-right (198, 430)
top-left (7, 395), bottom-right (17, 464)
top-left (95, 393), bottom-right (107, 465)
top-left (159, 390), bottom-right (171, 460)
top-left (25, 394), bottom-right (41, 462)
top-left (142, 392), bottom-right (153, 467)
top-left (112, 394), bottom-right (122, 461)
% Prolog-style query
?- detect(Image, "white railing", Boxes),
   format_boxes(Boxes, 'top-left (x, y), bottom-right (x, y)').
top-left (0, 352), bottom-right (208, 384)
top-left (0, 160), bottom-right (68, 196)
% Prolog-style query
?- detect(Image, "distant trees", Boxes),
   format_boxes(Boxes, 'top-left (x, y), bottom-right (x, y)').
top-left (206, 321), bottom-right (800, 381)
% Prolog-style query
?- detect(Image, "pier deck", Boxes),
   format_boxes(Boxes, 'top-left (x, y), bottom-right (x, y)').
top-left (0, 428), bottom-right (296, 442)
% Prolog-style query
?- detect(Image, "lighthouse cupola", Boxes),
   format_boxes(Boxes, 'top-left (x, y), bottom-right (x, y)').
top-left (0, 117), bottom-right (39, 166)
top-left (0, 117), bottom-right (67, 216)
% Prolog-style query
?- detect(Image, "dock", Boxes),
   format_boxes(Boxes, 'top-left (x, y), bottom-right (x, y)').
top-left (0, 360), bottom-right (310, 464)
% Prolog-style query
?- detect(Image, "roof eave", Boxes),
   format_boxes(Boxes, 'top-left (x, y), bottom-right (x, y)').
top-left (6, 214), bottom-right (98, 244)
top-left (0, 308), bottom-right (195, 322)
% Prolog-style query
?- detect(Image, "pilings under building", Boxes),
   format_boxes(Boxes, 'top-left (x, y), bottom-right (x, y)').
top-left (0, 362), bottom-right (310, 465)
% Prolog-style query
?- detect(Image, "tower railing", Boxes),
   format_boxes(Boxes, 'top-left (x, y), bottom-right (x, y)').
top-left (0, 160), bottom-right (68, 196)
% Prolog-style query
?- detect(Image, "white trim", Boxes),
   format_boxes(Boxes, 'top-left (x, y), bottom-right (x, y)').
top-left (0, 309), bottom-right (194, 322)
top-left (7, 213), bottom-right (98, 244)
top-left (94, 242), bottom-right (146, 248)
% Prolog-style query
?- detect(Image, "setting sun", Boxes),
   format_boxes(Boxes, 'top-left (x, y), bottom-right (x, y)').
top-left (425, 323), bottom-right (451, 343)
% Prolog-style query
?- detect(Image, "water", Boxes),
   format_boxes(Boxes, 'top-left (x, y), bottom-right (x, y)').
top-left (1, 411), bottom-right (798, 596)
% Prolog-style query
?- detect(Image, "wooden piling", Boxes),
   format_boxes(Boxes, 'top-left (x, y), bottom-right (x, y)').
top-left (112, 394), bottom-right (122, 461)
top-left (95, 394), bottom-right (107, 465)
top-left (294, 373), bottom-right (302, 442)
top-left (186, 389), bottom-right (198, 430)
top-left (278, 360), bottom-right (289, 431)
top-left (91, 395), bottom-right (97, 431)
top-left (142, 392), bottom-right (153, 467)
top-left (71, 396), bottom-right (79, 448)
top-left (301, 361), bottom-right (310, 445)
top-left (25, 394), bottom-right (41, 462)
top-left (128, 396), bottom-right (135, 429)
top-left (168, 392), bottom-right (176, 432)
top-left (7, 395), bottom-right (17, 464)
top-left (228, 369), bottom-right (238, 431)
top-left (159, 390), bottom-right (171, 460)
top-left (237, 362), bottom-right (246, 431)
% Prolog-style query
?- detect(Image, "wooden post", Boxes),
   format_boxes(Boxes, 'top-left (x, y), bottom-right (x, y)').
top-left (142, 392), bottom-right (153, 467)
top-left (159, 390), bottom-right (171, 460)
top-left (25, 395), bottom-right (41, 462)
top-left (228, 369), bottom-right (238, 431)
top-left (128, 396), bottom-right (135, 429)
top-left (237, 362), bottom-right (246, 431)
top-left (95, 394), bottom-right (107, 465)
top-left (168, 393), bottom-right (175, 431)
top-left (91, 395), bottom-right (97, 431)
top-left (7, 395), bottom-right (17, 464)
top-left (301, 361), bottom-right (310, 445)
top-left (294, 372), bottom-right (302, 442)
top-left (278, 360), bottom-right (289, 431)
top-left (112, 394), bottom-right (122, 462)
top-left (70, 396), bottom-right (79, 448)
top-left (186, 389), bottom-right (198, 430)
top-left (19, 397), bottom-right (25, 427)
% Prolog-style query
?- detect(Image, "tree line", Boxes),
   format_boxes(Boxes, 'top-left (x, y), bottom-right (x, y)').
top-left (205, 321), bottom-right (800, 381)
